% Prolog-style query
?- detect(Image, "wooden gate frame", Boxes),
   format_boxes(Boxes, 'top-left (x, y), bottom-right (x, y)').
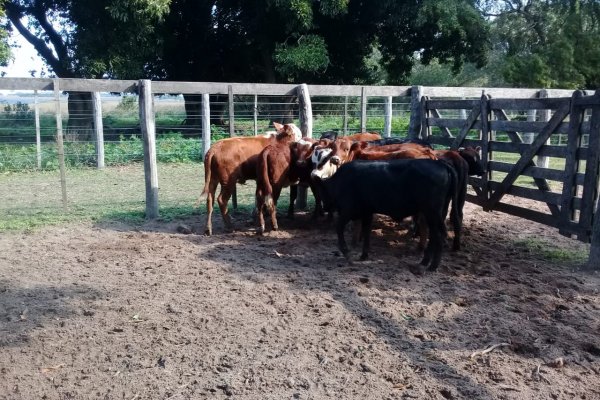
top-left (420, 90), bottom-right (600, 269)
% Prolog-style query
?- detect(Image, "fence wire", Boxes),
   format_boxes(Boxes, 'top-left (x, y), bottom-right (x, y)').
top-left (0, 91), bottom-right (413, 226)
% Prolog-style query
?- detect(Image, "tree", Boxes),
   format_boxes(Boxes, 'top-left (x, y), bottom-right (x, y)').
top-left (480, 0), bottom-right (600, 88)
top-left (0, 5), bottom-right (12, 69)
top-left (3, 0), bottom-right (169, 138)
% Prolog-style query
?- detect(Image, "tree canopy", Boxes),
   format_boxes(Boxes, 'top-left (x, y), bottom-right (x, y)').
top-left (2, 0), bottom-right (490, 85)
top-left (479, 0), bottom-right (600, 88)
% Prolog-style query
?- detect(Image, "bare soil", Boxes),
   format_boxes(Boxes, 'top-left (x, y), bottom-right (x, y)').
top-left (1, 198), bottom-right (599, 400)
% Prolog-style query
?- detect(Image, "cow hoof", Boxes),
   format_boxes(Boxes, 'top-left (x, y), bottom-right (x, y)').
top-left (359, 254), bottom-right (368, 261)
top-left (204, 228), bottom-right (212, 236)
top-left (409, 264), bottom-right (426, 276)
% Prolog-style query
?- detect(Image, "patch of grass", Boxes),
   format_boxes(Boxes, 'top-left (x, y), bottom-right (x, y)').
top-left (514, 238), bottom-right (587, 264)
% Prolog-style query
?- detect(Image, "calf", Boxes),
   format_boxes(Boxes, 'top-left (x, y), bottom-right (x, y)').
top-left (200, 122), bottom-right (301, 235)
top-left (255, 139), bottom-right (315, 234)
top-left (316, 159), bottom-right (458, 272)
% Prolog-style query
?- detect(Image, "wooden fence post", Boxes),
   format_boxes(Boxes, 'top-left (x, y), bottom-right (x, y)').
top-left (360, 87), bottom-right (367, 132)
top-left (253, 94), bottom-right (258, 136)
top-left (34, 89), bottom-right (41, 169)
top-left (480, 94), bottom-right (492, 205)
top-left (92, 92), bottom-right (105, 169)
top-left (587, 91), bottom-right (600, 270)
top-left (53, 79), bottom-right (68, 211)
top-left (228, 85), bottom-right (235, 137)
top-left (201, 93), bottom-right (211, 157)
top-left (408, 85), bottom-right (423, 139)
top-left (296, 84), bottom-right (313, 209)
top-left (384, 96), bottom-right (392, 137)
top-left (139, 79), bottom-right (159, 219)
top-left (298, 83), bottom-right (313, 138)
top-left (537, 89), bottom-right (551, 168)
top-left (343, 96), bottom-right (348, 135)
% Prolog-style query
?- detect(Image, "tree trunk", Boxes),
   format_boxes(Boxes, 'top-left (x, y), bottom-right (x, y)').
top-left (65, 92), bottom-right (94, 142)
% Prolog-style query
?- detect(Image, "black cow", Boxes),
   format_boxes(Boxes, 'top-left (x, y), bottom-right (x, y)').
top-left (315, 159), bottom-right (458, 273)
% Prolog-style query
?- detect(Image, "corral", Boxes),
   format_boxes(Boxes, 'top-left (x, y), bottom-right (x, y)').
top-left (0, 78), bottom-right (599, 399)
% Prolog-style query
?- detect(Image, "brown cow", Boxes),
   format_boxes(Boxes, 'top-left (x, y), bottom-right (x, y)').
top-left (255, 139), bottom-right (315, 234)
top-left (348, 143), bottom-right (437, 162)
top-left (343, 132), bottom-right (382, 142)
top-left (200, 122), bottom-right (301, 235)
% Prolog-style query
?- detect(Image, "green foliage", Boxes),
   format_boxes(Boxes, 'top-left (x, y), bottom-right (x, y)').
top-left (116, 95), bottom-right (139, 113)
top-left (487, 0), bottom-right (600, 88)
top-left (274, 35), bottom-right (330, 82)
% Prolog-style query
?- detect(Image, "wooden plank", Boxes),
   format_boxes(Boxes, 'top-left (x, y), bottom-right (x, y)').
top-left (559, 91), bottom-right (586, 235)
top-left (0, 77), bottom-right (54, 91)
top-left (228, 85), bottom-right (234, 137)
top-left (573, 95), bottom-right (600, 108)
top-left (578, 91), bottom-right (600, 241)
top-left (492, 109), bottom-right (524, 143)
top-left (487, 102), bottom-right (571, 209)
top-left (151, 80), bottom-right (411, 97)
top-left (139, 79), bottom-right (159, 219)
top-left (53, 79), bottom-right (68, 211)
top-left (490, 97), bottom-right (570, 110)
top-left (423, 86), bottom-right (539, 98)
top-left (427, 110), bottom-right (454, 138)
top-left (426, 99), bottom-right (479, 109)
top-left (489, 141), bottom-right (573, 158)
top-left (428, 117), bottom-right (482, 130)
top-left (92, 92), bottom-right (105, 169)
top-left (450, 101), bottom-right (481, 150)
top-left (488, 181), bottom-right (562, 205)
top-left (408, 85), bottom-right (423, 138)
top-left (488, 161), bottom-right (578, 183)
top-left (490, 120), bottom-right (569, 134)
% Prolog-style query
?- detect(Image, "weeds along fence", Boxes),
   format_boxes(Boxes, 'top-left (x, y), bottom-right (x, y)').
top-left (0, 78), bottom-right (598, 268)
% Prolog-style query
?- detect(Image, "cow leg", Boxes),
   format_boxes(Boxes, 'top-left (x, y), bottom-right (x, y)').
top-left (256, 191), bottom-right (266, 235)
top-left (288, 185), bottom-right (297, 219)
top-left (204, 181), bottom-right (219, 236)
top-left (359, 214), bottom-right (373, 261)
top-left (416, 214), bottom-right (428, 251)
top-left (427, 216), bottom-right (446, 271)
top-left (351, 220), bottom-right (361, 247)
top-left (217, 184), bottom-right (234, 232)
top-left (450, 204), bottom-right (462, 251)
top-left (336, 215), bottom-right (351, 262)
top-left (270, 187), bottom-right (282, 231)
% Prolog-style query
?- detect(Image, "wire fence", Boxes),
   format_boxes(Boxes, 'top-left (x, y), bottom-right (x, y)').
top-left (0, 90), bottom-right (413, 228)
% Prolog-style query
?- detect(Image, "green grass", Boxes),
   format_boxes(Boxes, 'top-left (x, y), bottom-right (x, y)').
top-left (514, 238), bottom-right (587, 264)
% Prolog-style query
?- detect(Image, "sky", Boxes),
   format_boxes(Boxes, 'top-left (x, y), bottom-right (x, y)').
top-left (1, 30), bottom-right (47, 78)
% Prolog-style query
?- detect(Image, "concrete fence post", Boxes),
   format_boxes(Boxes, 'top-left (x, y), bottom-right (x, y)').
top-left (384, 96), bottom-right (393, 137)
top-left (92, 92), bottom-right (105, 169)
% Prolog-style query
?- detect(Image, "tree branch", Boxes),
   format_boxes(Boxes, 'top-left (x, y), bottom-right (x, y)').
top-left (5, 1), bottom-right (73, 77)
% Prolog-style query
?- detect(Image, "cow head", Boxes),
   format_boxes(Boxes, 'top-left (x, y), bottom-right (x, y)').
top-left (273, 122), bottom-right (302, 142)
top-left (458, 146), bottom-right (485, 176)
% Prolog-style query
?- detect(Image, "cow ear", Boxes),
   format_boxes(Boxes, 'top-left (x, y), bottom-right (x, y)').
top-left (475, 146), bottom-right (482, 152)
top-left (458, 147), bottom-right (465, 151)
top-left (273, 122), bottom-right (284, 132)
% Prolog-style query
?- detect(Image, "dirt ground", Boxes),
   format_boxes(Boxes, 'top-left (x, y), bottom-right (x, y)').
top-left (1, 197), bottom-right (599, 400)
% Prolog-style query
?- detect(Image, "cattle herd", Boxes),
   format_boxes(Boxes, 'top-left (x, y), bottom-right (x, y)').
top-left (199, 123), bottom-right (484, 275)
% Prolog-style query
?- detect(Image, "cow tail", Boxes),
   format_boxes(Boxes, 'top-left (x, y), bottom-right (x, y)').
top-left (195, 150), bottom-right (214, 207)
top-left (259, 149), bottom-right (274, 210)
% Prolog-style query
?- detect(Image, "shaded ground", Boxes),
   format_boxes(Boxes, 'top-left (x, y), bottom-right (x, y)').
top-left (0, 198), bottom-right (599, 400)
